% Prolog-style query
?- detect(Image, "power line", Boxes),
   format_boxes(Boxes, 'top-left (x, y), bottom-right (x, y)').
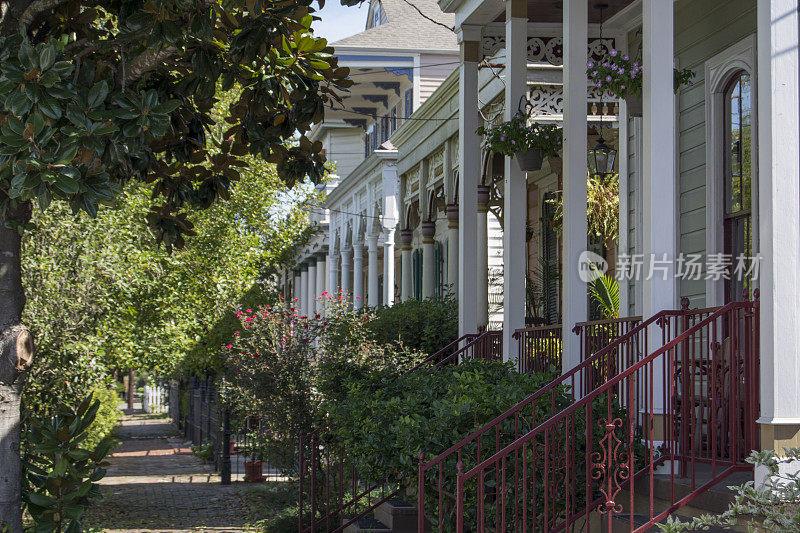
top-left (327, 104), bottom-right (455, 122)
top-left (343, 55), bottom-right (508, 77)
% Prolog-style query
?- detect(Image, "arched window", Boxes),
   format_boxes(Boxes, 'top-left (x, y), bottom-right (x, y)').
top-left (722, 71), bottom-right (753, 302)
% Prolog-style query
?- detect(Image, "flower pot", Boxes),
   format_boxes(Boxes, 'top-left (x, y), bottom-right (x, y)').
top-left (515, 148), bottom-right (544, 172)
top-left (625, 93), bottom-right (643, 117)
top-left (244, 460), bottom-right (264, 482)
top-left (229, 440), bottom-right (236, 456)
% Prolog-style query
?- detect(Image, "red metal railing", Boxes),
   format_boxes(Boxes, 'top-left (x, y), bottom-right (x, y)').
top-left (515, 324), bottom-right (562, 373)
top-left (453, 298), bottom-right (759, 532)
top-left (434, 330), bottom-right (503, 366)
top-left (574, 316), bottom-right (643, 390)
top-left (297, 332), bottom-right (488, 533)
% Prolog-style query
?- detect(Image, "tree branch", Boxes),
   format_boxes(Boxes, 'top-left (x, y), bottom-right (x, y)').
top-left (19, 0), bottom-right (67, 25)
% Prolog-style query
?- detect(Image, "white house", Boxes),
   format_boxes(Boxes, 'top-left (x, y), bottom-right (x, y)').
top-left (293, 0), bottom-right (800, 530)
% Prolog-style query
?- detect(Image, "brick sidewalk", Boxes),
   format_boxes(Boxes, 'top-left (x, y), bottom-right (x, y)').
top-left (84, 409), bottom-right (260, 532)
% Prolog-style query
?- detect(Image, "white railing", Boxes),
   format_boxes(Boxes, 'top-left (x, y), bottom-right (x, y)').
top-left (143, 383), bottom-right (168, 414)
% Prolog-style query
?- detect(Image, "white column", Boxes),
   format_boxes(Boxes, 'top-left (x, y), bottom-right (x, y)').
top-left (307, 258), bottom-right (317, 318)
top-left (400, 230), bottom-right (414, 301)
top-left (458, 26), bottom-right (482, 336)
top-left (353, 242), bottom-right (364, 309)
top-left (503, 0), bottom-right (528, 359)
top-left (383, 229), bottom-right (396, 306)
top-left (642, 1), bottom-right (677, 323)
top-left (421, 221), bottom-right (436, 299)
top-left (757, 0), bottom-right (800, 429)
top-left (562, 0), bottom-right (589, 373)
top-left (341, 248), bottom-right (352, 298)
top-left (446, 204), bottom-right (459, 295)
top-left (293, 271), bottom-right (301, 310)
top-left (299, 265), bottom-right (309, 317)
top-left (367, 234), bottom-right (380, 307)
top-left (477, 185), bottom-right (490, 327)
top-left (316, 254), bottom-right (326, 314)
top-left (381, 159), bottom-right (400, 307)
top-left (328, 252), bottom-right (339, 301)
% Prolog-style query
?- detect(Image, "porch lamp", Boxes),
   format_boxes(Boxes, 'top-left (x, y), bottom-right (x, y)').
top-left (588, 136), bottom-right (617, 178)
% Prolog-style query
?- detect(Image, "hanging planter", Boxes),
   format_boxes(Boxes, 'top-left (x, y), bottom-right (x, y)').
top-left (587, 49), bottom-right (695, 118)
top-left (516, 147), bottom-right (544, 171)
top-left (477, 114), bottom-right (562, 173)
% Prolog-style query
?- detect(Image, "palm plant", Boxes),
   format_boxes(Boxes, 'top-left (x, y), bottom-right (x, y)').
top-left (588, 264), bottom-right (620, 320)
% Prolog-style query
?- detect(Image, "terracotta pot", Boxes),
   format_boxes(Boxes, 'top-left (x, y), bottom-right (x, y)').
top-left (515, 147), bottom-right (544, 172)
top-left (244, 460), bottom-right (264, 482)
top-left (625, 93), bottom-right (643, 117)
top-left (229, 440), bottom-right (236, 455)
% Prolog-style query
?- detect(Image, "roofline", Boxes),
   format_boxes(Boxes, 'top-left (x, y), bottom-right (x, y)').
top-left (333, 45), bottom-right (458, 55)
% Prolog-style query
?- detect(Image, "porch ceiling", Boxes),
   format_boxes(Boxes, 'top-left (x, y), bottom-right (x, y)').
top-left (493, 0), bottom-right (634, 23)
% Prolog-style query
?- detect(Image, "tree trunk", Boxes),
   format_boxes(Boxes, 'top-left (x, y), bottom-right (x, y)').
top-left (127, 369), bottom-right (135, 411)
top-left (0, 201), bottom-right (34, 533)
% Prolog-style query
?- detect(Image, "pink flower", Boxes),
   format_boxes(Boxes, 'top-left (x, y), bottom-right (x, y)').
top-left (246, 317), bottom-right (253, 322)
top-left (294, 298), bottom-right (299, 301)
top-left (234, 331), bottom-right (240, 335)
top-left (356, 296), bottom-right (361, 299)
top-left (246, 308), bottom-right (252, 313)
top-left (226, 344), bottom-right (232, 349)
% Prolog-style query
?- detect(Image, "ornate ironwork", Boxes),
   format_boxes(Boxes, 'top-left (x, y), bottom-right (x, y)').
top-left (591, 418), bottom-right (630, 515)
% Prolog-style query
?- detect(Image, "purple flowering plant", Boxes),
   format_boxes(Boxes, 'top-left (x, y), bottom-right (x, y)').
top-left (476, 113), bottom-right (563, 158)
top-left (587, 49), bottom-right (695, 98)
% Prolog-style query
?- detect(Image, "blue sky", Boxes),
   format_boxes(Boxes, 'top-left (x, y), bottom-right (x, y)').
top-left (312, 1), bottom-right (368, 43)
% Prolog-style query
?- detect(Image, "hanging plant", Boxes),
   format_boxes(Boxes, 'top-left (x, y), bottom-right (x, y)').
top-left (587, 49), bottom-right (695, 116)
top-left (477, 114), bottom-right (563, 171)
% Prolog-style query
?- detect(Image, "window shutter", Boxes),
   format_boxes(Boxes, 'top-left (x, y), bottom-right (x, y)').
top-left (541, 193), bottom-right (559, 324)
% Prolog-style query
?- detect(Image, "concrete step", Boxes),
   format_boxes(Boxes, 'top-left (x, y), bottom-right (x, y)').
top-left (342, 517), bottom-right (391, 533)
top-left (610, 513), bottom-right (738, 532)
top-left (374, 498), bottom-right (418, 533)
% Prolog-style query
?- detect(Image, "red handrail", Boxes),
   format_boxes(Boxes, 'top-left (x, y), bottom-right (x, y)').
top-left (454, 299), bottom-right (759, 532)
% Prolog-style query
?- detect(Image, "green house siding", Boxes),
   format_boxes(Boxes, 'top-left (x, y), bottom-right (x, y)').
top-left (674, 0), bottom-right (757, 308)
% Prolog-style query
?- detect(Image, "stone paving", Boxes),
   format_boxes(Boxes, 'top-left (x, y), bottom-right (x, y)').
top-left (84, 407), bottom-right (261, 532)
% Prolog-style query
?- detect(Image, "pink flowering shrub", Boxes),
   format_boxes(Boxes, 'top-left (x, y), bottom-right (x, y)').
top-left (220, 294), bottom-right (426, 470)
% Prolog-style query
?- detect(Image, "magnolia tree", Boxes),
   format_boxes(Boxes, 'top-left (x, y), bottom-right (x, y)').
top-left (0, 2), bottom-right (352, 529)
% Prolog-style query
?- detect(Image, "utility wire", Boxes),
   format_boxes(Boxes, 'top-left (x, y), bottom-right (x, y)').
top-left (326, 104), bottom-right (456, 122)
top-left (344, 56), bottom-right (508, 77)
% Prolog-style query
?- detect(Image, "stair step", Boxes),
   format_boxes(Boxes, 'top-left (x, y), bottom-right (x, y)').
top-left (342, 517), bottom-right (391, 533)
top-left (375, 498), bottom-right (419, 533)
top-left (611, 513), bottom-right (737, 532)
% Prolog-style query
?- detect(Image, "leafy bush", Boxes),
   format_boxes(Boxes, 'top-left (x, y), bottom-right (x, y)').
top-left (220, 298), bottom-right (426, 474)
top-left (190, 442), bottom-right (215, 463)
top-left (83, 384), bottom-right (121, 450)
top-left (23, 394), bottom-right (115, 533)
top-left (367, 296), bottom-right (458, 356)
top-left (323, 360), bottom-right (564, 487)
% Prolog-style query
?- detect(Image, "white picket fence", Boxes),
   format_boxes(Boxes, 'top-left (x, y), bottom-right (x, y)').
top-left (143, 384), bottom-right (168, 414)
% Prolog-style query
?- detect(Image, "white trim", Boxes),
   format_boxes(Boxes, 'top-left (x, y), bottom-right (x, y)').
top-left (617, 29), bottom-right (630, 316)
top-left (413, 55), bottom-right (422, 111)
top-left (703, 34), bottom-right (758, 306)
top-left (757, 417), bottom-right (800, 425)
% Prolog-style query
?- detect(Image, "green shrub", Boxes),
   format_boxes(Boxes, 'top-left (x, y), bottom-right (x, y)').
top-left (83, 383), bottom-right (121, 450)
top-left (323, 359), bottom-right (564, 488)
top-left (367, 296), bottom-right (458, 356)
top-left (190, 441), bottom-right (215, 463)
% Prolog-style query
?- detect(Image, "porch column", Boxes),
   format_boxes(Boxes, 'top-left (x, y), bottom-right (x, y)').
top-left (383, 229), bottom-right (396, 306)
top-left (562, 0), bottom-right (589, 373)
top-left (421, 221), bottom-right (436, 299)
top-left (316, 253), bottom-right (326, 314)
top-left (328, 252), bottom-right (339, 299)
top-left (299, 264), bottom-right (309, 317)
top-left (757, 0), bottom-right (800, 448)
top-left (458, 25), bottom-right (482, 336)
top-left (477, 185), bottom-right (490, 327)
top-left (293, 270), bottom-right (301, 309)
top-left (447, 204), bottom-right (459, 295)
top-left (503, 0), bottom-right (528, 359)
top-left (353, 242), bottom-right (364, 309)
top-left (341, 247), bottom-right (352, 298)
top-left (400, 229), bottom-right (414, 301)
top-left (382, 159), bottom-right (400, 306)
top-left (367, 233), bottom-right (380, 307)
top-left (307, 258), bottom-right (317, 318)
top-left (642, 0), bottom-right (676, 414)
